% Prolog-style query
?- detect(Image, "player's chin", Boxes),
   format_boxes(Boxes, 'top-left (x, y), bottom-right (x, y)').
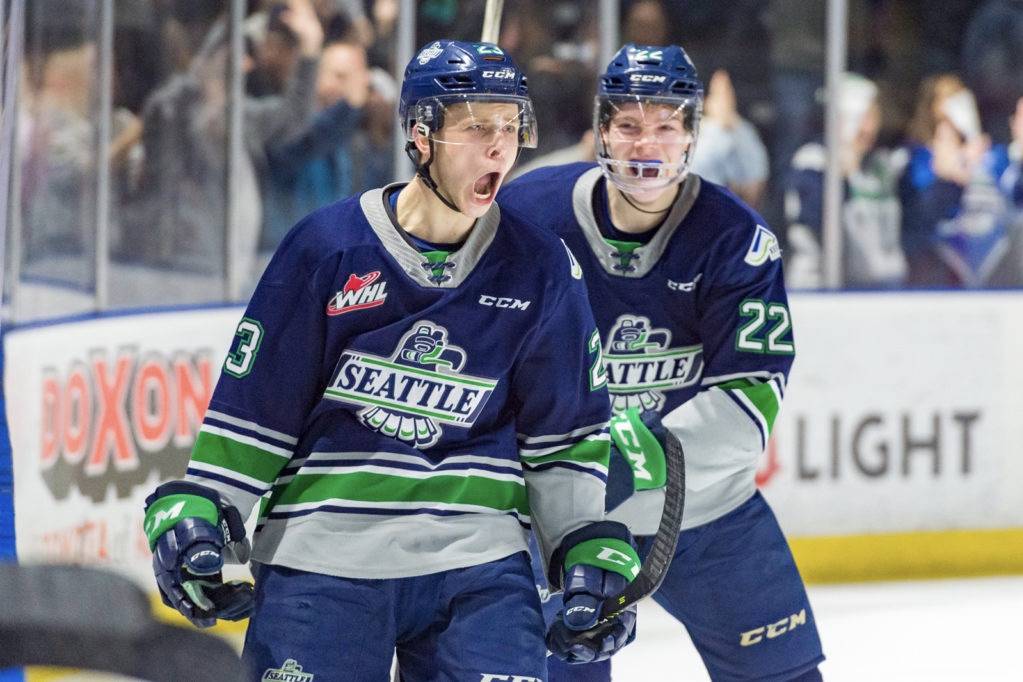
top-left (625, 183), bottom-right (672, 205)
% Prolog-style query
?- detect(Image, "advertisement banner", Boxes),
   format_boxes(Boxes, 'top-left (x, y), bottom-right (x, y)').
top-left (5, 307), bottom-right (243, 587)
top-left (759, 293), bottom-right (1023, 537)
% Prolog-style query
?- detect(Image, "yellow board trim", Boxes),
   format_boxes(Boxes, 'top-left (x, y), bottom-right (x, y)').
top-left (791, 527), bottom-right (1023, 583)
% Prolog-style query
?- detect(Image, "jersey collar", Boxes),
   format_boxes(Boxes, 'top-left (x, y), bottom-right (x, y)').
top-left (571, 167), bottom-right (701, 277)
top-left (360, 183), bottom-right (500, 288)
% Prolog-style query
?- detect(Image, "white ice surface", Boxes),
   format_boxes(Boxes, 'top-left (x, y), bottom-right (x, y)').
top-left (611, 575), bottom-right (1023, 681)
top-left (25, 576), bottom-right (1023, 680)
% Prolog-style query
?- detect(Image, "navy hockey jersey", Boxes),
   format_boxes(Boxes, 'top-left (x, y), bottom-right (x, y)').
top-left (183, 184), bottom-right (612, 579)
top-left (500, 164), bottom-right (794, 534)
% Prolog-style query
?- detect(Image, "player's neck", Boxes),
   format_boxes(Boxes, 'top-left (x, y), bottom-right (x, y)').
top-left (396, 177), bottom-right (475, 245)
top-left (607, 183), bottom-right (678, 234)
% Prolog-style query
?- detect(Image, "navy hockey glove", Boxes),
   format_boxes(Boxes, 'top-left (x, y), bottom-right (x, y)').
top-left (605, 408), bottom-right (667, 512)
top-left (547, 527), bottom-right (641, 664)
top-left (143, 481), bottom-right (254, 628)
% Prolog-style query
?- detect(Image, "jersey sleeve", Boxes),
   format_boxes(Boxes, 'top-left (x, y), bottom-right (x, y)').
top-left (512, 256), bottom-right (613, 576)
top-left (183, 223), bottom-right (337, 520)
top-left (662, 221), bottom-right (794, 492)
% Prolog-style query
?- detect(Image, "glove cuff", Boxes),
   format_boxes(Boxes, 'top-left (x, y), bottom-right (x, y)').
top-left (564, 538), bottom-right (641, 583)
top-left (143, 493), bottom-right (219, 550)
top-left (549, 520), bottom-right (636, 589)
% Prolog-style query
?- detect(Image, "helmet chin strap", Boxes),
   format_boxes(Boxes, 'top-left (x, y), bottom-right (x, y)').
top-left (620, 185), bottom-right (679, 215)
top-left (405, 128), bottom-right (463, 215)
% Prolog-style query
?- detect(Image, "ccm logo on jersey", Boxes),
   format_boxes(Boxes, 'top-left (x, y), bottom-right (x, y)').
top-left (630, 74), bottom-right (667, 83)
top-left (667, 273), bottom-right (702, 292)
top-left (739, 609), bottom-right (808, 647)
top-left (327, 271), bottom-right (388, 316)
top-left (479, 676), bottom-right (542, 682)
top-left (479, 295), bottom-right (531, 310)
top-left (482, 69), bottom-right (516, 79)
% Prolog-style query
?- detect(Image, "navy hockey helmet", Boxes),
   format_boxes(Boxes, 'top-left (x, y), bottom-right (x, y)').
top-left (398, 40), bottom-right (537, 148)
top-left (595, 44), bottom-right (704, 194)
top-left (398, 39), bottom-right (538, 213)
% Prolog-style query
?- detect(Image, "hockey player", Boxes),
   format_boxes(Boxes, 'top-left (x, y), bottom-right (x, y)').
top-left (142, 40), bottom-right (638, 680)
top-left (500, 44), bottom-right (825, 680)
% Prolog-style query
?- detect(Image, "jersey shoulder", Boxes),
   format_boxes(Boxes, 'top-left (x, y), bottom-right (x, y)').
top-left (262, 193), bottom-right (372, 285)
top-left (690, 178), bottom-right (784, 277)
top-left (495, 204), bottom-right (586, 297)
top-left (499, 162), bottom-right (596, 212)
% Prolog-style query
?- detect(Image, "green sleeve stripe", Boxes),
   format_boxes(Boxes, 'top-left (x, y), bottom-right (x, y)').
top-left (143, 494), bottom-right (219, 550)
top-left (564, 538), bottom-right (641, 583)
top-left (192, 431), bottom-right (289, 484)
top-left (520, 438), bottom-right (610, 468)
top-left (274, 472), bottom-right (530, 517)
top-left (717, 378), bottom-right (782, 433)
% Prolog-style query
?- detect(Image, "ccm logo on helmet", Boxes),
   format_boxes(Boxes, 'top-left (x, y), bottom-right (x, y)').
top-left (482, 69), bottom-right (516, 79)
top-left (630, 74), bottom-right (667, 83)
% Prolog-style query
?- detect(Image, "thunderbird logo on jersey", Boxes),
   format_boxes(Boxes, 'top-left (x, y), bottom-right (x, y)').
top-left (262, 658), bottom-right (314, 681)
top-left (327, 271), bottom-right (388, 316)
top-left (325, 321), bottom-right (498, 448)
top-left (604, 315), bottom-right (703, 412)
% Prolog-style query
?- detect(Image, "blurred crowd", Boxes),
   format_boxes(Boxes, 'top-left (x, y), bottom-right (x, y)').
top-left (14, 0), bottom-right (1023, 293)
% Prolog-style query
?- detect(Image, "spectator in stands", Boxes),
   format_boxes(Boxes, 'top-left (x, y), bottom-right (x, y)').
top-left (899, 74), bottom-right (1014, 287)
top-left (962, 0), bottom-right (1023, 145)
top-left (763, 0), bottom-right (825, 230)
top-left (245, 3), bottom-right (303, 97)
top-left (19, 19), bottom-right (139, 269)
top-left (260, 39), bottom-right (394, 251)
top-left (784, 73), bottom-right (908, 289)
top-left (691, 69), bottom-right (770, 210)
top-left (622, 0), bottom-right (670, 46)
top-left (128, 0), bottom-right (322, 290)
top-left (19, 36), bottom-right (99, 262)
top-left (367, 0), bottom-right (398, 70)
top-left (988, 97), bottom-right (1023, 286)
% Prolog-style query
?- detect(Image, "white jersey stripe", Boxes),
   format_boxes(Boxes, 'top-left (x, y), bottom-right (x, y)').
top-left (516, 421), bottom-right (608, 445)
top-left (204, 409), bottom-right (298, 444)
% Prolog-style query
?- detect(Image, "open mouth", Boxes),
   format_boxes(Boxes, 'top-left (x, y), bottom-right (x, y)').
top-left (473, 172), bottom-right (500, 201)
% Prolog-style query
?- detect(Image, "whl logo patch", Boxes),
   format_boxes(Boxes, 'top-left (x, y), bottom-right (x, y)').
top-left (325, 321), bottom-right (498, 448)
top-left (327, 271), bottom-right (388, 316)
top-left (604, 315), bottom-right (703, 412)
top-left (744, 225), bottom-right (782, 266)
top-left (262, 658), bottom-right (314, 681)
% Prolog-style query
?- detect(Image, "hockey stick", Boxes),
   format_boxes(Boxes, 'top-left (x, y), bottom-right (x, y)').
top-left (565, 430), bottom-right (686, 647)
top-left (480, 0), bottom-right (505, 44)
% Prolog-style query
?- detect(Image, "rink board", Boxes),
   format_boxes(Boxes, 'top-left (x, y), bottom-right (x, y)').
top-left (3, 293), bottom-right (1022, 591)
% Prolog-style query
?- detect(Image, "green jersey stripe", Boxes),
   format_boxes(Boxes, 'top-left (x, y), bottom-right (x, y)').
top-left (270, 498), bottom-right (531, 522)
top-left (518, 436), bottom-right (610, 469)
top-left (199, 424), bottom-right (292, 458)
top-left (271, 471), bottom-right (530, 517)
top-left (192, 431), bottom-right (291, 484)
top-left (717, 378), bottom-right (781, 434)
